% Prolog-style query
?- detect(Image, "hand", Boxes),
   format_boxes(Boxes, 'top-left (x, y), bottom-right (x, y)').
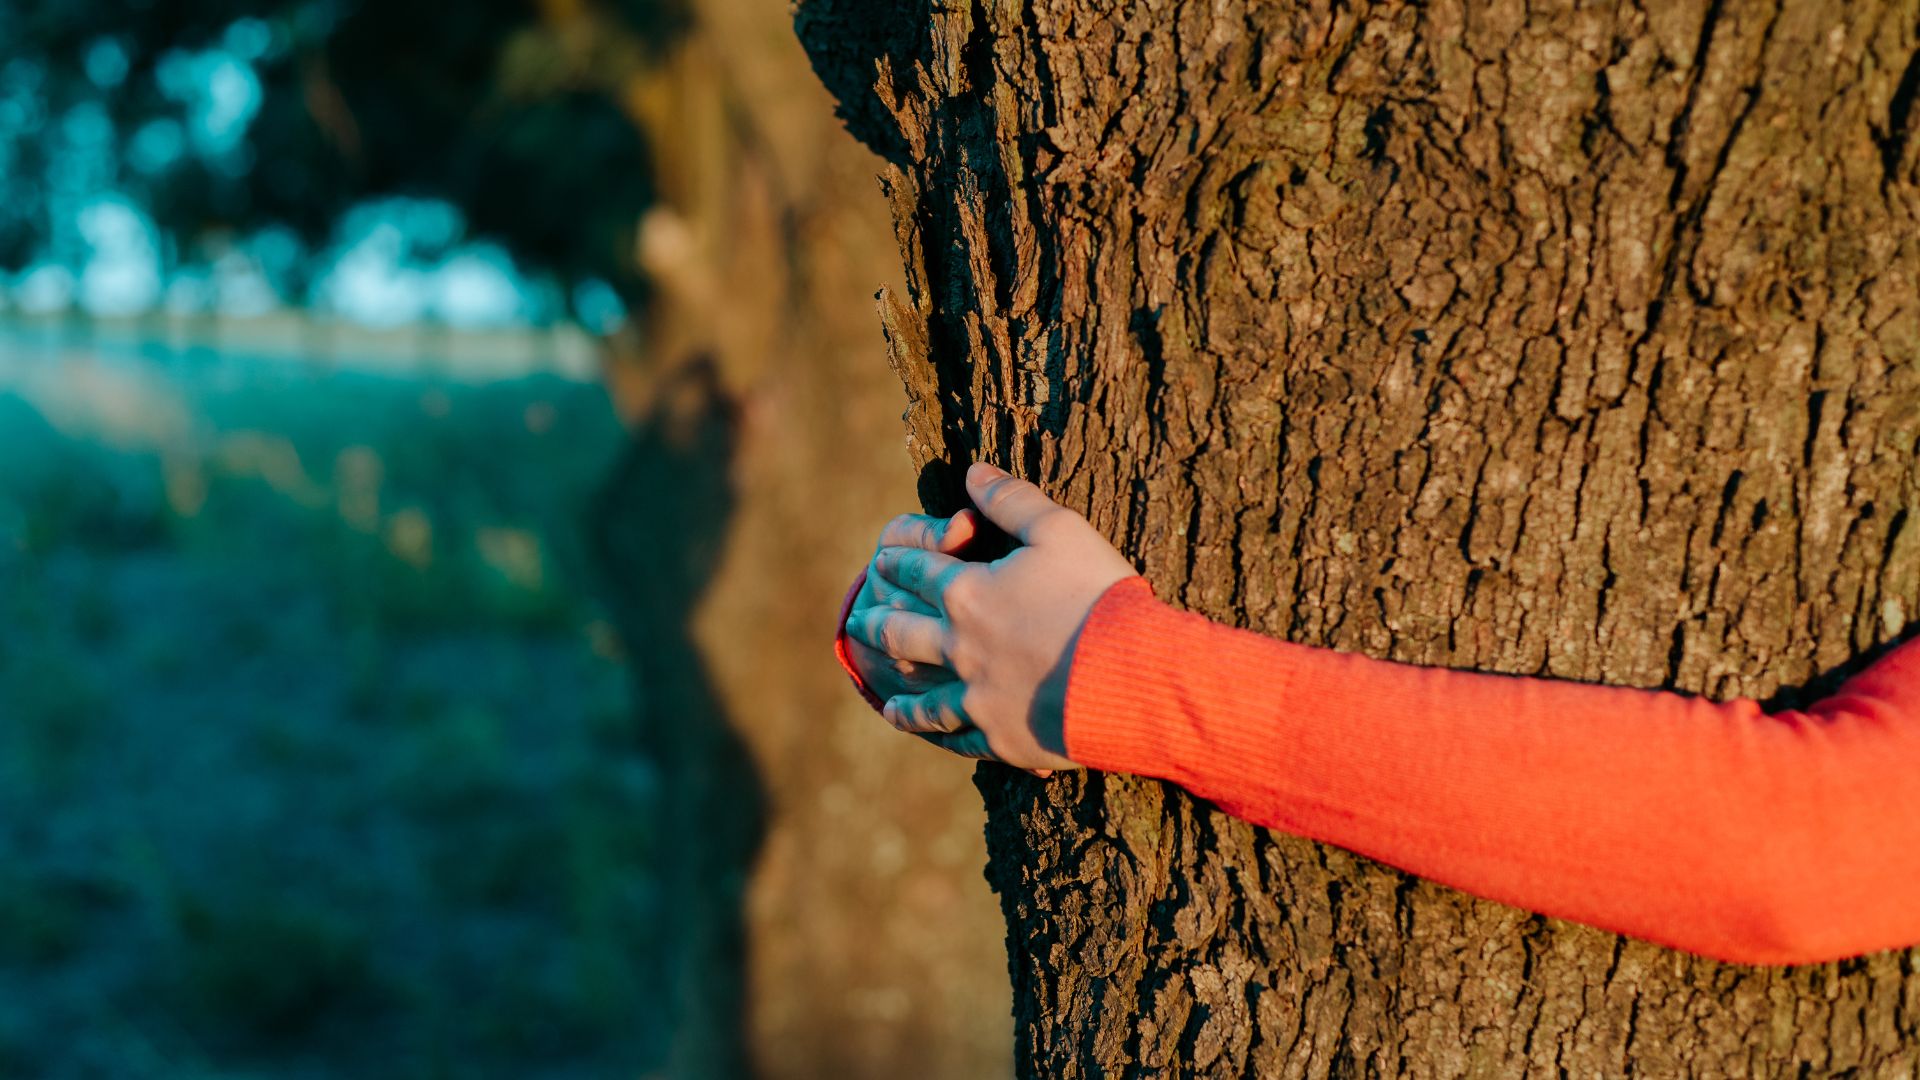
top-left (844, 507), bottom-right (980, 703)
top-left (845, 462), bottom-right (1138, 771)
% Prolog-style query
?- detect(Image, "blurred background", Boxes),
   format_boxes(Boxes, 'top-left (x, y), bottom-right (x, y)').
top-left (0, 1), bottom-right (1011, 1078)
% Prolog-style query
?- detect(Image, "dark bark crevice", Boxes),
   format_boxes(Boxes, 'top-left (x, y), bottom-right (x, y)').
top-left (1876, 32), bottom-right (1920, 186)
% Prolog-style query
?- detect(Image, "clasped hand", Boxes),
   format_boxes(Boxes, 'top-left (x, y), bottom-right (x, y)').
top-left (843, 462), bottom-right (1137, 772)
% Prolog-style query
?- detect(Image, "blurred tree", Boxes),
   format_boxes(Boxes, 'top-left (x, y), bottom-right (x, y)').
top-left (798, 0), bottom-right (1920, 1075)
top-left (3, 2), bottom-right (1017, 1077)
top-left (589, 2), bottom-right (1016, 1075)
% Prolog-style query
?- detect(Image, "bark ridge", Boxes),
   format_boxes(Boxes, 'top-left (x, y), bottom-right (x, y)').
top-left (799, 0), bottom-right (1920, 1075)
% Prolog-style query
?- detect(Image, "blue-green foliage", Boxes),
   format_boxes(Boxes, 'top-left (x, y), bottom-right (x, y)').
top-left (0, 352), bottom-right (666, 1078)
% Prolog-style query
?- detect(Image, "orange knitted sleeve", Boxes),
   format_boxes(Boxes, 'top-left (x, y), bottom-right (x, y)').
top-left (1064, 577), bottom-right (1920, 966)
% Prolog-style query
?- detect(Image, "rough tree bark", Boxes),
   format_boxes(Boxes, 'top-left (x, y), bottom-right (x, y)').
top-left (797, 0), bottom-right (1920, 1074)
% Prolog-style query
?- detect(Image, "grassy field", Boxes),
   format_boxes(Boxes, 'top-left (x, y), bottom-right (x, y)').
top-left (0, 337), bottom-right (667, 1077)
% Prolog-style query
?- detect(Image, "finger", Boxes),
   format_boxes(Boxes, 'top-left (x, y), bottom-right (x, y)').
top-left (847, 638), bottom-right (957, 694)
top-left (876, 513), bottom-right (943, 551)
top-left (942, 508), bottom-right (981, 554)
top-left (922, 726), bottom-right (999, 762)
top-left (884, 682), bottom-right (972, 735)
top-left (872, 546), bottom-right (973, 611)
top-left (876, 511), bottom-right (980, 556)
top-left (965, 462), bottom-right (1072, 546)
top-left (846, 606), bottom-right (948, 665)
top-left (870, 571), bottom-right (940, 615)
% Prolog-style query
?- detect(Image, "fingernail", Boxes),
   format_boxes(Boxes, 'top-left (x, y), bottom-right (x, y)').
top-left (969, 461), bottom-right (1006, 479)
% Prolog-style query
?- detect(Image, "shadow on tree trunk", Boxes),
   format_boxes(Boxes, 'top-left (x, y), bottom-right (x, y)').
top-left (590, 355), bottom-right (765, 1080)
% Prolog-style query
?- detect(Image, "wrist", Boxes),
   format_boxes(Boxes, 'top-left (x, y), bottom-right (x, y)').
top-left (1029, 582), bottom-right (1130, 765)
top-left (1059, 576), bottom-right (1189, 777)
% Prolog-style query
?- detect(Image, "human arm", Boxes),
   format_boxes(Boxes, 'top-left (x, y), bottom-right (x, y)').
top-left (839, 464), bottom-right (1920, 966)
top-left (1063, 575), bottom-right (1920, 966)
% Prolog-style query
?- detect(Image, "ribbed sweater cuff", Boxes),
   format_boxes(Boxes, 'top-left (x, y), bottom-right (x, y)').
top-left (1063, 576), bottom-right (1298, 784)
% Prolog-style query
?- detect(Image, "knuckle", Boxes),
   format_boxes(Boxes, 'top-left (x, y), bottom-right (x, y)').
top-left (1005, 476), bottom-right (1044, 504)
top-left (947, 638), bottom-right (979, 676)
top-left (942, 570), bottom-right (980, 614)
top-left (896, 698), bottom-right (924, 730)
top-left (896, 552), bottom-right (927, 586)
top-left (946, 689), bottom-right (973, 729)
top-left (959, 687), bottom-right (988, 727)
top-left (881, 514), bottom-right (916, 545)
top-left (885, 696), bottom-right (912, 725)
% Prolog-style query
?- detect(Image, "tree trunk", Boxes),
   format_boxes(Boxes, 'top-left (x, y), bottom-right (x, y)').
top-left (796, 0), bottom-right (1920, 1074)
top-left (570, 1), bottom-right (1013, 1075)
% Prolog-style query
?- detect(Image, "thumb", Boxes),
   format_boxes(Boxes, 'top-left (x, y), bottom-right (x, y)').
top-left (965, 462), bottom-right (1067, 546)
